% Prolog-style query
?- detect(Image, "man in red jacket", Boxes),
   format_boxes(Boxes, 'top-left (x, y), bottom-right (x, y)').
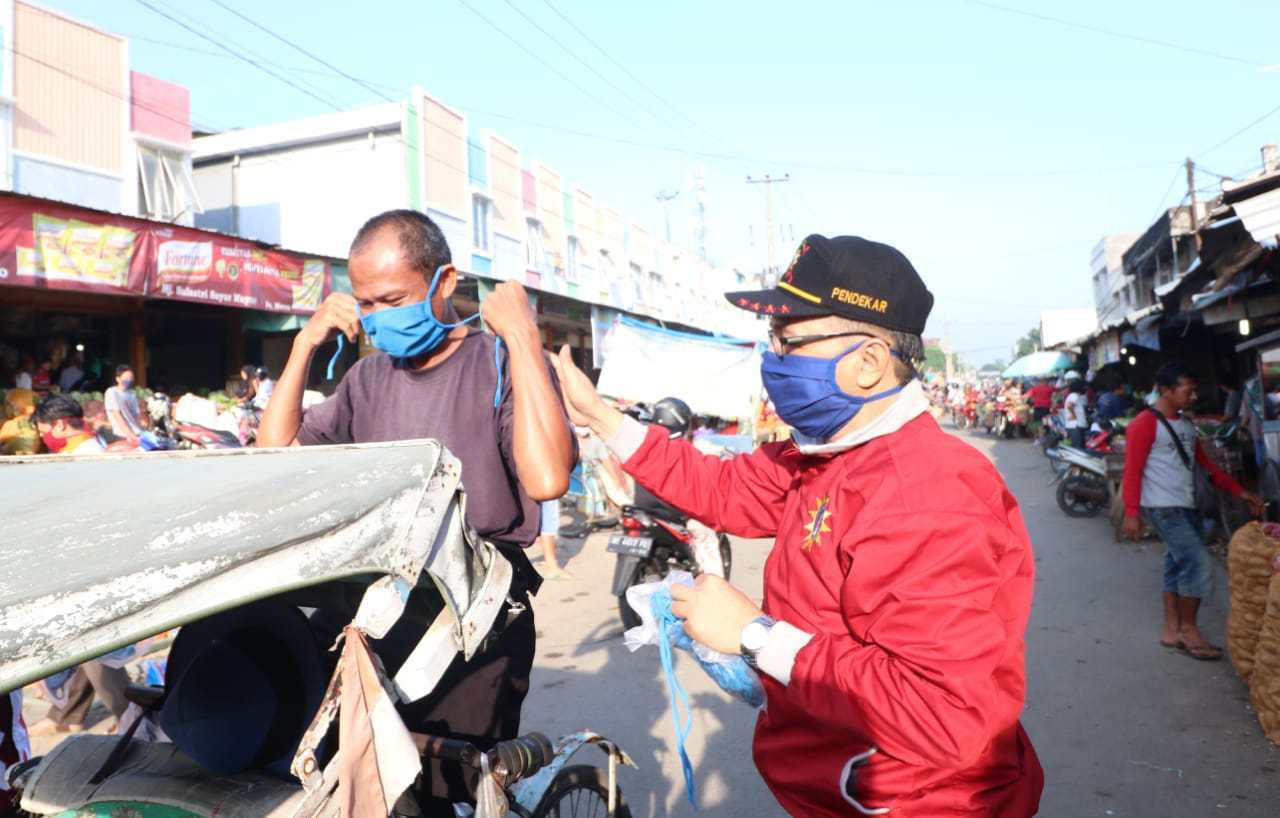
top-left (553, 235), bottom-right (1043, 816)
top-left (1121, 362), bottom-right (1262, 660)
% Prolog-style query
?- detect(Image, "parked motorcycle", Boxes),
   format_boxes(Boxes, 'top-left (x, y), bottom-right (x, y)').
top-left (609, 500), bottom-right (733, 630)
top-left (1038, 411), bottom-right (1066, 453)
top-left (1051, 445), bottom-right (1111, 518)
top-left (172, 421), bottom-right (242, 449)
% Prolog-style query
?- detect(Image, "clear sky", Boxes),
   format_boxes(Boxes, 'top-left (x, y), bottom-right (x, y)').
top-left (49, 0), bottom-right (1280, 363)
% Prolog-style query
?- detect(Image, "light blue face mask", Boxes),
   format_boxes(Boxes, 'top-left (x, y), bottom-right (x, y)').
top-left (326, 264), bottom-right (505, 407)
top-left (361, 264), bottom-right (479, 359)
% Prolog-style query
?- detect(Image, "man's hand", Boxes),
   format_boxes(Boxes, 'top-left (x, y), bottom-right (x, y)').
top-left (669, 574), bottom-right (765, 655)
top-left (480, 281), bottom-right (539, 346)
top-left (549, 345), bottom-right (621, 436)
top-left (296, 293), bottom-right (360, 351)
top-left (1121, 513), bottom-right (1142, 541)
top-left (1242, 491), bottom-right (1265, 518)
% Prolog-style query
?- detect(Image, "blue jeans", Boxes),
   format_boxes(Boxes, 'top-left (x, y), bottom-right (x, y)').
top-left (1143, 507), bottom-right (1212, 598)
top-left (539, 498), bottom-right (561, 537)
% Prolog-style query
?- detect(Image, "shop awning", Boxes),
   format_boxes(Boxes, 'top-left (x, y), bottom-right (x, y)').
top-left (1002, 350), bottom-right (1075, 379)
top-left (596, 315), bottom-right (762, 419)
top-left (0, 191), bottom-right (333, 315)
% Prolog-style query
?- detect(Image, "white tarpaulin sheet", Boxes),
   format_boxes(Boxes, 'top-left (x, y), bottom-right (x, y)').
top-left (597, 317), bottom-right (762, 419)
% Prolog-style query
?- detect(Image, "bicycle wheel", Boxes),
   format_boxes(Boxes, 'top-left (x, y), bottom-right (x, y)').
top-left (531, 765), bottom-right (632, 818)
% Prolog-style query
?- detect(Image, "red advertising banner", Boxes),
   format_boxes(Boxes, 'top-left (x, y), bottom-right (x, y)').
top-left (0, 194), bottom-right (329, 314)
top-left (148, 225), bottom-right (328, 314)
top-left (0, 196), bottom-right (149, 297)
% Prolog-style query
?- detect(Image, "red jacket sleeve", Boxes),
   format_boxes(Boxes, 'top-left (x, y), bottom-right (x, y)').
top-left (621, 424), bottom-right (794, 538)
top-left (1196, 440), bottom-right (1244, 497)
top-left (785, 512), bottom-right (1029, 769)
top-left (1122, 411), bottom-right (1156, 517)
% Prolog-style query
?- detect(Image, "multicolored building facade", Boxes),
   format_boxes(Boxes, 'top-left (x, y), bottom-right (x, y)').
top-left (193, 86), bottom-right (761, 345)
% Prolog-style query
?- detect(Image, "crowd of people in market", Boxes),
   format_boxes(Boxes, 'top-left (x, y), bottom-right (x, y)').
top-left (930, 360), bottom-right (1268, 671)
top-left (0, 357), bottom-right (279, 456)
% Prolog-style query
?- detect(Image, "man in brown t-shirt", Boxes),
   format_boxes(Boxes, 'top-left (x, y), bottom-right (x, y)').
top-left (258, 209), bottom-right (574, 806)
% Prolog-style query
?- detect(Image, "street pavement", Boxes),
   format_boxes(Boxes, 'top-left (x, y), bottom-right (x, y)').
top-left (526, 422), bottom-right (1280, 817)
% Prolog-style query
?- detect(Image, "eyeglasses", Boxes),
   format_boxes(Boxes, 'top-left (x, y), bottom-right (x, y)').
top-left (768, 330), bottom-right (879, 357)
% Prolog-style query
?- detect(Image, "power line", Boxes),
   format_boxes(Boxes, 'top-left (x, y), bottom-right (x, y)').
top-left (6, 40), bottom-right (218, 134)
top-left (494, 0), bottom-right (673, 137)
top-left (205, 0), bottom-right (397, 104)
top-left (536, 0), bottom-right (727, 148)
top-left (122, 7), bottom-right (1172, 181)
top-left (1149, 163), bottom-right (1184, 223)
top-left (964, 0), bottom-right (1264, 68)
top-left (452, 0), bottom-right (649, 133)
top-left (1196, 101), bottom-right (1280, 158)
top-left (134, 0), bottom-right (344, 112)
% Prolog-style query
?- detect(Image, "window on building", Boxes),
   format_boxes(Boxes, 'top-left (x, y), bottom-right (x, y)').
top-left (472, 194), bottom-right (492, 253)
top-left (137, 144), bottom-right (200, 221)
top-left (526, 217), bottom-right (548, 273)
top-left (566, 236), bottom-right (580, 282)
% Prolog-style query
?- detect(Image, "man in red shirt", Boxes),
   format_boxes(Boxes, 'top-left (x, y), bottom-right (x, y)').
top-left (1026, 377), bottom-right (1055, 422)
top-left (554, 235), bottom-right (1043, 816)
top-left (1121, 362), bottom-right (1262, 660)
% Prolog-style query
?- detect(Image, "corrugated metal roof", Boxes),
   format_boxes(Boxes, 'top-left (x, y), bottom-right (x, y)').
top-left (1229, 187), bottom-right (1280, 245)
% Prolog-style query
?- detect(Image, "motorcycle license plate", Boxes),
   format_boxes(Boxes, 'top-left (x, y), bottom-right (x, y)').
top-left (607, 534), bottom-right (654, 557)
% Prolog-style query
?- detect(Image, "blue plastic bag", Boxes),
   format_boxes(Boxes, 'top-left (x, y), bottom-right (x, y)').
top-left (625, 571), bottom-right (766, 809)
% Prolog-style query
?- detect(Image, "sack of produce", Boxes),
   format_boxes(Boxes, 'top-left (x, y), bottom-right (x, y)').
top-left (1229, 522), bottom-right (1280, 682)
top-left (1251, 566), bottom-right (1280, 742)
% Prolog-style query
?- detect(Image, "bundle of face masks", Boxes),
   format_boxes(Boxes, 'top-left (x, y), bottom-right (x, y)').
top-left (624, 571), bottom-right (766, 809)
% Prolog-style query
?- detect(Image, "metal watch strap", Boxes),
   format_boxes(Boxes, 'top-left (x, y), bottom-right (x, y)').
top-left (741, 615), bottom-right (777, 669)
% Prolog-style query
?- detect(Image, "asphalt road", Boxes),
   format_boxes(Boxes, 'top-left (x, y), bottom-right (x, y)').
top-left (525, 423), bottom-right (1280, 817)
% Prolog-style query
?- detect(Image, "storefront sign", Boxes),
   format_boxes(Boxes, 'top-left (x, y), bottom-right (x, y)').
top-left (149, 227), bottom-right (328, 314)
top-left (0, 194), bottom-right (330, 314)
top-left (0, 198), bottom-right (147, 296)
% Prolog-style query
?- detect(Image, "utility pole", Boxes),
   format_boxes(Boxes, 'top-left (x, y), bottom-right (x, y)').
top-left (943, 321), bottom-right (955, 383)
top-left (655, 189), bottom-right (680, 244)
top-left (747, 173), bottom-right (789, 284)
top-left (1185, 157), bottom-right (1201, 251)
top-left (692, 166), bottom-right (708, 262)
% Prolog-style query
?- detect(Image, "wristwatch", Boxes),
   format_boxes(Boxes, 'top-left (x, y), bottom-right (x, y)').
top-left (740, 615), bottom-right (777, 669)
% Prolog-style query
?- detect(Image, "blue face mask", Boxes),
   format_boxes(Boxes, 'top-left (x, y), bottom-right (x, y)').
top-left (359, 265), bottom-right (479, 359)
top-left (326, 264), bottom-right (506, 408)
top-left (761, 341), bottom-right (906, 441)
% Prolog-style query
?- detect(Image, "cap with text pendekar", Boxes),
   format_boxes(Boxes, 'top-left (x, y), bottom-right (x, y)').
top-left (725, 234), bottom-right (934, 336)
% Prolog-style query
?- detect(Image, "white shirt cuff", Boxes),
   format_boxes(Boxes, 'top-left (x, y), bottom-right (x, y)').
top-left (605, 415), bottom-right (650, 462)
top-left (755, 621), bottom-right (814, 686)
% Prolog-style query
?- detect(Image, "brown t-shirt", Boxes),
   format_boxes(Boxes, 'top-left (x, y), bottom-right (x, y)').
top-left (297, 330), bottom-right (567, 593)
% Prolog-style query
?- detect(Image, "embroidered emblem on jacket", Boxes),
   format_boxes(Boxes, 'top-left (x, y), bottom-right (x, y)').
top-left (803, 496), bottom-right (832, 551)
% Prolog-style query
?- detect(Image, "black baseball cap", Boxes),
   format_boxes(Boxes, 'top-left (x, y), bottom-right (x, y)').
top-left (725, 234), bottom-right (934, 336)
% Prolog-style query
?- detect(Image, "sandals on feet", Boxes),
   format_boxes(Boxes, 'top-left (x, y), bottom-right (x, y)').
top-left (1176, 641), bottom-right (1223, 661)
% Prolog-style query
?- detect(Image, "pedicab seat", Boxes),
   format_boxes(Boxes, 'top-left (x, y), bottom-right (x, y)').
top-left (20, 734), bottom-right (310, 818)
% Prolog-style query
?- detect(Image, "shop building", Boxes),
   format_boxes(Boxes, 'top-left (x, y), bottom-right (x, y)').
top-left (192, 87), bottom-right (761, 376)
top-left (0, 2), bottom-right (349, 396)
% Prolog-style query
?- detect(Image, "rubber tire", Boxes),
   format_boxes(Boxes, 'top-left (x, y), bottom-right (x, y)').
top-left (618, 588), bottom-right (642, 632)
top-left (618, 563), bottom-right (661, 631)
top-left (1057, 475), bottom-right (1103, 518)
top-left (531, 764), bottom-right (632, 818)
top-left (718, 533), bottom-right (733, 581)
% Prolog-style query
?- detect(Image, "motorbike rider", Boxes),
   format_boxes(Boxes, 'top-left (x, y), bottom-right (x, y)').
top-left (552, 234), bottom-right (1042, 816)
top-left (633, 397), bottom-right (725, 577)
top-left (257, 208), bottom-right (574, 808)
